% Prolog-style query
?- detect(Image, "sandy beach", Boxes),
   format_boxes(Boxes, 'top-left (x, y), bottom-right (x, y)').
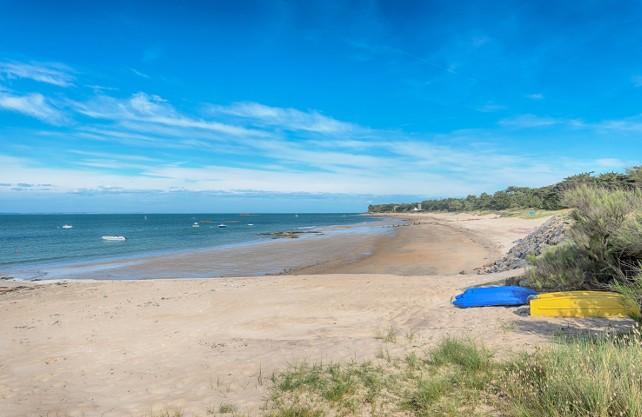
top-left (0, 213), bottom-right (634, 417)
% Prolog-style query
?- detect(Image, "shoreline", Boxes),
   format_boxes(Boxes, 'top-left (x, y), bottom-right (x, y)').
top-left (2, 216), bottom-right (399, 281)
top-left (4, 212), bottom-right (635, 417)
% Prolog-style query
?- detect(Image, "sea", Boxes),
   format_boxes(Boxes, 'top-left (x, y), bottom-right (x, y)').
top-left (0, 213), bottom-right (384, 280)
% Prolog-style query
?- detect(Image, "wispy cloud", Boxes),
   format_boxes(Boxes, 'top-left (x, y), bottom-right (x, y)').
top-left (476, 102), bottom-right (506, 113)
top-left (595, 158), bottom-right (628, 168)
top-left (129, 67), bottom-right (150, 79)
top-left (499, 114), bottom-right (583, 128)
top-left (0, 61), bottom-right (74, 87)
top-left (0, 92), bottom-right (66, 124)
top-left (206, 102), bottom-right (358, 134)
top-left (72, 92), bottom-right (269, 138)
top-left (526, 93), bottom-right (544, 100)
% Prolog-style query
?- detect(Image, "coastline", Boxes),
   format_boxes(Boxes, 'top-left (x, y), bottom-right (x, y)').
top-left (2, 216), bottom-right (399, 281)
top-left (2, 212), bottom-right (634, 417)
top-left (4, 212), bottom-right (546, 281)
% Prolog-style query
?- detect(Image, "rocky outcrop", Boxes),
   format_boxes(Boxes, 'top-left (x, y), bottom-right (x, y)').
top-left (478, 216), bottom-right (570, 274)
top-left (259, 230), bottom-right (323, 239)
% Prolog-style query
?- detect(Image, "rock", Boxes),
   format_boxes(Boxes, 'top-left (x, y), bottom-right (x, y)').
top-left (477, 216), bottom-right (571, 274)
top-left (258, 230), bottom-right (323, 239)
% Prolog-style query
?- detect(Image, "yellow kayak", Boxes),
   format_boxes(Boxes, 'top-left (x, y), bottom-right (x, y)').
top-left (529, 291), bottom-right (640, 318)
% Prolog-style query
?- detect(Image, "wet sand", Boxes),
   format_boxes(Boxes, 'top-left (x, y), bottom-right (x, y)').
top-left (0, 213), bottom-right (635, 417)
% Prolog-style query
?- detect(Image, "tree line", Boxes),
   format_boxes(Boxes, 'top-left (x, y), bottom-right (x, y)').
top-left (368, 167), bottom-right (642, 213)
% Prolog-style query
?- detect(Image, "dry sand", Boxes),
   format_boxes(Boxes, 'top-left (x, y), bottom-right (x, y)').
top-left (0, 213), bottom-right (634, 417)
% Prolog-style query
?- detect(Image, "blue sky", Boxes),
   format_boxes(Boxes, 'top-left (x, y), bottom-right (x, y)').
top-left (1, 0), bottom-right (641, 213)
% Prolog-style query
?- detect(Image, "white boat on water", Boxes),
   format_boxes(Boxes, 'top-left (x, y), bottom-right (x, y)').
top-left (192, 222), bottom-right (200, 228)
top-left (218, 224), bottom-right (227, 228)
top-left (102, 235), bottom-right (127, 241)
top-left (62, 224), bottom-right (73, 229)
top-left (247, 223), bottom-right (254, 226)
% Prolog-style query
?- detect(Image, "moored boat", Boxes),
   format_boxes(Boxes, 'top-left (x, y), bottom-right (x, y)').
top-left (62, 224), bottom-right (73, 229)
top-left (218, 224), bottom-right (227, 228)
top-left (101, 235), bottom-right (127, 241)
top-left (529, 291), bottom-right (640, 318)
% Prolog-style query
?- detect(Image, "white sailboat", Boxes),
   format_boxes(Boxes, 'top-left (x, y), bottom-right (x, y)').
top-left (62, 224), bottom-right (73, 229)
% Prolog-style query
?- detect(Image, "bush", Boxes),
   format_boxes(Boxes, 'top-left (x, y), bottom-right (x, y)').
top-left (527, 185), bottom-right (642, 293)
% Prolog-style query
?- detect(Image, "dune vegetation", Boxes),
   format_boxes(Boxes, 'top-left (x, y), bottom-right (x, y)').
top-left (264, 334), bottom-right (642, 417)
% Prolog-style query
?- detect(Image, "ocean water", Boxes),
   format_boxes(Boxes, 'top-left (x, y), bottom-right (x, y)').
top-left (0, 213), bottom-right (379, 277)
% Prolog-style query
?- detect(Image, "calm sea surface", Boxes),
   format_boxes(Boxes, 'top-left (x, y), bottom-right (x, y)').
top-left (0, 213), bottom-right (378, 274)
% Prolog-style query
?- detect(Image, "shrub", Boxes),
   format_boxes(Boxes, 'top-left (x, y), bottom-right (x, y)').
top-left (527, 185), bottom-right (642, 293)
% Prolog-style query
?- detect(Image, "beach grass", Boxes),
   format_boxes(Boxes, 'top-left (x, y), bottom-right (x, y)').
top-left (267, 333), bottom-right (642, 417)
top-left (498, 208), bottom-right (571, 219)
top-left (500, 329), bottom-right (642, 417)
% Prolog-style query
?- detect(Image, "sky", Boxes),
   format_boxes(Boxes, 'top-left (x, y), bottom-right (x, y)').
top-left (1, 0), bottom-right (641, 213)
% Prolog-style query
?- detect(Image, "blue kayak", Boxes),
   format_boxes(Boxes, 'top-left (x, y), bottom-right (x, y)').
top-left (452, 286), bottom-right (537, 308)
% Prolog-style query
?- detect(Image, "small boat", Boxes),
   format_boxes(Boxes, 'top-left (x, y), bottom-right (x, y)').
top-left (101, 235), bottom-right (127, 241)
top-left (62, 224), bottom-right (73, 229)
top-left (529, 291), bottom-right (640, 318)
top-left (192, 222), bottom-right (200, 228)
top-left (452, 286), bottom-right (538, 308)
top-left (217, 224), bottom-right (227, 228)
top-left (247, 223), bottom-right (254, 226)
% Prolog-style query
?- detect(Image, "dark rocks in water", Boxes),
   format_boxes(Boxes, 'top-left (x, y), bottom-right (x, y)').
top-left (259, 230), bottom-right (324, 239)
top-left (478, 216), bottom-right (571, 274)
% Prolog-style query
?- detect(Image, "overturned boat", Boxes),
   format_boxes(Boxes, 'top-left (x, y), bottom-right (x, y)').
top-left (529, 291), bottom-right (640, 318)
top-left (452, 286), bottom-right (537, 308)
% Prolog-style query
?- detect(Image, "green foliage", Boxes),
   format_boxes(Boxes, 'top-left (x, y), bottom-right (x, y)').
top-left (428, 338), bottom-right (492, 373)
top-left (528, 185), bottom-right (642, 292)
top-left (267, 406), bottom-right (324, 417)
top-left (527, 243), bottom-right (589, 290)
top-left (501, 332), bottom-right (642, 417)
top-left (269, 339), bottom-right (496, 417)
top-left (368, 168), bottom-right (642, 213)
top-left (612, 272), bottom-right (642, 321)
top-left (267, 335), bottom-right (642, 417)
top-left (218, 403), bottom-right (237, 414)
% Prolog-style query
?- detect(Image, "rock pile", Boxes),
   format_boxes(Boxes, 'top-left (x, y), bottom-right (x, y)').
top-left (478, 216), bottom-right (570, 274)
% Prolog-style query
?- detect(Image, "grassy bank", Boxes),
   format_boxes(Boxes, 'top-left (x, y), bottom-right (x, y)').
top-left (265, 333), bottom-right (642, 417)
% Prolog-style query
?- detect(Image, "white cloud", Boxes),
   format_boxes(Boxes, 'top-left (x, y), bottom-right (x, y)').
top-left (206, 102), bottom-right (358, 134)
top-left (72, 92), bottom-right (269, 138)
top-left (595, 158), bottom-right (627, 168)
top-left (0, 92), bottom-right (66, 124)
top-left (499, 114), bottom-right (583, 129)
top-left (129, 67), bottom-right (151, 79)
top-left (0, 61), bottom-right (74, 87)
